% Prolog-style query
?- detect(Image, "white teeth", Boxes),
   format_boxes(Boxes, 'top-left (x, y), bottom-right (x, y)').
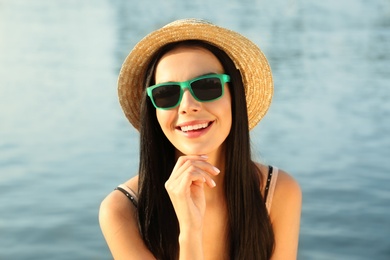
top-left (180, 123), bottom-right (209, 132)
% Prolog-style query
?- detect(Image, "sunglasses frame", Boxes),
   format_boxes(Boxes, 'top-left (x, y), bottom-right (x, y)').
top-left (146, 73), bottom-right (230, 110)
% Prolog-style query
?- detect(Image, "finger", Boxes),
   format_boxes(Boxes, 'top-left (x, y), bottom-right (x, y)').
top-left (187, 160), bottom-right (220, 176)
top-left (170, 156), bottom-right (215, 181)
top-left (166, 168), bottom-right (206, 195)
top-left (170, 161), bottom-right (219, 188)
top-left (203, 176), bottom-right (216, 188)
top-left (170, 155), bottom-right (209, 177)
top-left (180, 164), bottom-right (217, 189)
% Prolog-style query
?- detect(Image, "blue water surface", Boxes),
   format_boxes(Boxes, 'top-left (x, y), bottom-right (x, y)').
top-left (0, 0), bottom-right (389, 259)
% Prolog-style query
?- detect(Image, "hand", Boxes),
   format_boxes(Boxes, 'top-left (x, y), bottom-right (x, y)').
top-left (165, 155), bottom-right (220, 232)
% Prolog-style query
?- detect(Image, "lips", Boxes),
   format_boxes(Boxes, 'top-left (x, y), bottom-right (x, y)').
top-left (180, 122), bottom-right (208, 132)
top-left (176, 121), bottom-right (213, 133)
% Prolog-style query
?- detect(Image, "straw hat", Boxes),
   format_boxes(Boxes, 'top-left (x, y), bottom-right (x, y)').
top-left (118, 18), bottom-right (273, 130)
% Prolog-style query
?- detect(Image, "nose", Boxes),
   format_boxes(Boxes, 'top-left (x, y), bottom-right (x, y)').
top-left (178, 89), bottom-right (201, 114)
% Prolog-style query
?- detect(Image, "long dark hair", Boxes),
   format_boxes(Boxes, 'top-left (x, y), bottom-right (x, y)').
top-left (137, 40), bottom-right (274, 259)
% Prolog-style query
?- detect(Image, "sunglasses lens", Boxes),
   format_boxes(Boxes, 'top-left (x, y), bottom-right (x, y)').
top-left (152, 85), bottom-right (180, 108)
top-left (149, 75), bottom-right (226, 109)
top-left (191, 77), bottom-right (223, 101)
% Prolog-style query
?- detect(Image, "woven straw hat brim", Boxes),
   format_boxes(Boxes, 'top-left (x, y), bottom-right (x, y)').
top-left (118, 19), bottom-right (273, 130)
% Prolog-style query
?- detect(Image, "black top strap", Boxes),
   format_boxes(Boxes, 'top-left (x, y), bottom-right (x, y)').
top-left (264, 165), bottom-right (273, 203)
top-left (116, 166), bottom-right (274, 208)
top-left (115, 186), bottom-right (138, 208)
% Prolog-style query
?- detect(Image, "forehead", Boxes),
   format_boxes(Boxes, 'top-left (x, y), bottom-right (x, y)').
top-left (155, 46), bottom-right (224, 83)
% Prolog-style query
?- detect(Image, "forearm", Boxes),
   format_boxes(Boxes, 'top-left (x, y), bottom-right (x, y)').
top-left (178, 231), bottom-right (204, 260)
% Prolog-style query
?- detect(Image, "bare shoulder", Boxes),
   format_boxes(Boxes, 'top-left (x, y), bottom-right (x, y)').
top-left (274, 169), bottom-right (301, 195)
top-left (272, 168), bottom-right (302, 216)
top-left (124, 175), bottom-right (139, 193)
top-left (254, 163), bottom-right (301, 196)
top-left (99, 175), bottom-right (154, 259)
top-left (269, 168), bottom-right (302, 260)
top-left (99, 178), bottom-right (137, 222)
top-left (99, 175), bottom-right (139, 221)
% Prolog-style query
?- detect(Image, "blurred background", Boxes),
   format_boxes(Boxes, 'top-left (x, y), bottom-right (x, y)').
top-left (0, 0), bottom-right (389, 259)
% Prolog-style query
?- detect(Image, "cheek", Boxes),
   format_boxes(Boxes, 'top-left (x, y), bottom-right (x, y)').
top-left (156, 110), bottom-right (175, 130)
top-left (156, 110), bottom-right (165, 128)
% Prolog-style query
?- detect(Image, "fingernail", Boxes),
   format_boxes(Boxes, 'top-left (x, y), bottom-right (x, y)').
top-left (200, 155), bottom-right (208, 159)
top-left (211, 179), bottom-right (216, 187)
top-left (213, 166), bottom-right (220, 174)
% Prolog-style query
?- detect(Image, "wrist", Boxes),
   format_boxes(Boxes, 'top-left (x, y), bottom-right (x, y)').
top-left (178, 231), bottom-right (204, 260)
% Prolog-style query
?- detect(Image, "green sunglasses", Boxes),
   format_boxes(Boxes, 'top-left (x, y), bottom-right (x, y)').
top-left (146, 74), bottom-right (230, 110)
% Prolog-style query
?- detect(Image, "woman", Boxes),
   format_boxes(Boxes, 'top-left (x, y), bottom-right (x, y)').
top-left (99, 19), bottom-right (301, 260)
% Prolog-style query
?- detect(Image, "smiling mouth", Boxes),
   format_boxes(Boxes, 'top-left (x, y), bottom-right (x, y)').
top-left (178, 122), bottom-right (213, 132)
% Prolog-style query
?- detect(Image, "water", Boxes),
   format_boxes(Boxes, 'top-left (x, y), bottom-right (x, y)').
top-left (0, 0), bottom-right (389, 259)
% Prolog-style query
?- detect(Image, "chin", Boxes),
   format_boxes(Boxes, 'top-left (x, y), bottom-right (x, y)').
top-left (177, 144), bottom-right (222, 157)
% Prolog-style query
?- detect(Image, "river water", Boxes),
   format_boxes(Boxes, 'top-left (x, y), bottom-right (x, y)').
top-left (1, 0), bottom-right (389, 259)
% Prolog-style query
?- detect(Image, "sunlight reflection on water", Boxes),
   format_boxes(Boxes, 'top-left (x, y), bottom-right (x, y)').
top-left (0, 0), bottom-right (389, 259)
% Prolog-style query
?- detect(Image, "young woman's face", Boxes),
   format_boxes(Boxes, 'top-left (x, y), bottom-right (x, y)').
top-left (154, 46), bottom-right (232, 157)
